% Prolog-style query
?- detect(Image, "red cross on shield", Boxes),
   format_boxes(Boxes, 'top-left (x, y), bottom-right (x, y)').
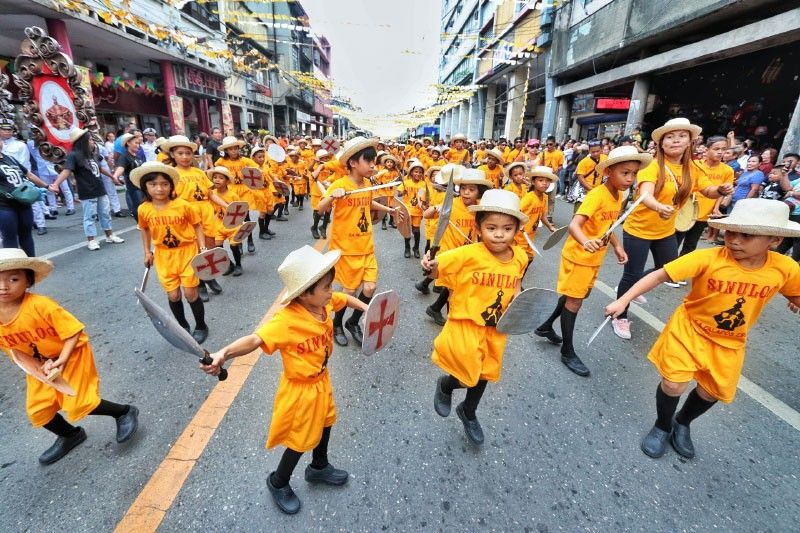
top-left (191, 248), bottom-right (231, 281)
top-left (241, 167), bottom-right (265, 190)
top-left (223, 201), bottom-right (249, 229)
top-left (322, 135), bottom-right (340, 154)
top-left (232, 221), bottom-right (257, 243)
top-left (362, 290), bottom-right (400, 355)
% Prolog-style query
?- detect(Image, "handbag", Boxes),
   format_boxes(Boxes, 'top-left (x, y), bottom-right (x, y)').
top-left (1, 180), bottom-right (41, 205)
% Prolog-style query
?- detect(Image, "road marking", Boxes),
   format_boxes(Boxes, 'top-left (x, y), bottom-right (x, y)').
top-left (115, 238), bottom-right (328, 532)
top-left (594, 280), bottom-right (800, 431)
top-left (41, 224), bottom-right (139, 260)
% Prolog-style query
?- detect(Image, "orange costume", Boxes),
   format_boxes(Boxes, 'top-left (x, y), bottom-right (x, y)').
top-left (477, 164), bottom-right (504, 189)
top-left (138, 198), bottom-right (201, 291)
top-left (214, 156), bottom-right (259, 209)
top-left (174, 166), bottom-right (217, 237)
top-left (517, 190), bottom-right (549, 259)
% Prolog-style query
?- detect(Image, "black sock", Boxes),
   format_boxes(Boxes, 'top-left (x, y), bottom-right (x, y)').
top-left (655, 383), bottom-right (681, 432)
top-left (247, 232), bottom-right (254, 247)
top-left (346, 292), bottom-right (371, 325)
top-left (231, 244), bottom-right (242, 266)
top-left (420, 277), bottom-right (433, 288)
top-left (412, 229), bottom-right (420, 251)
top-left (272, 448), bottom-right (303, 488)
top-left (43, 413), bottom-right (80, 437)
top-left (311, 212), bottom-right (320, 229)
top-left (90, 399), bottom-right (129, 418)
top-left (298, 196), bottom-right (304, 207)
top-left (429, 287), bottom-right (449, 312)
top-left (169, 299), bottom-right (190, 329)
top-left (559, 307), bottom-right (577, 356)
top-left (264, 214), bottom-right (272, 230)
top-left (440, 374), bottom-right (464, 394)
top-left (404, 238), bottom-right (411, 251)
top-left (333, 309), bottom-right (345, 328)
top-left (675, 388), bottom-right (716, 426)
top-left (462, 380), bottom-right (488, 420)
top-left (258, 217), bottom-right (266, 234)
top-left (310, 426), bottom-right (332, 469)
top-left (188, 297), bottom-right (207, 330)
top-left (321, 212), bottom-right (330, 229)
top-left (539, 295), bottom-right (566, 331)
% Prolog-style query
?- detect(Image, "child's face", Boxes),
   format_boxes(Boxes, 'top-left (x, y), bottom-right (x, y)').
top-left (212, 173), bottom-right (229, 188)
top-left (350, 155), bottom-right (375, 177)
top-left (384, 159), bottom-right (395, 170)
top-left (0, 269), bottom-right (29, 303)
top-left (605, 161), bottom-right (640, 191)
top-left (145, 174), bottom-right (173, 201)
top-left (410, 167), bottom-right (423, 181)
top-left (477, 213), bottom-right (518, 255)
top-left (453, 140), bottom-right (465, 150)
top-left (588, 146), bottom-right (602, 159)
top-left (253, 152), bottom-right (265, 165)
top-left (487, 156), bottom-right (499, 167)
top-left (299, 271), bottom-right (334, 309)
top-left (724, 231), bottom-right (782, 260)
top-left (431, 152), bottom-right (440, 160)
top-left (225, 147), bottom-right (241, 159)
top-left (510, 167), bottom-right (526, 184)
top-left (171, 146), bottom-right (194, 167)
top-left (459, 184), bottom-right (479, 205)
top-left (768, 169), bottom-right (782, 182)
top-left (533, 176), bottom-right (550, 193)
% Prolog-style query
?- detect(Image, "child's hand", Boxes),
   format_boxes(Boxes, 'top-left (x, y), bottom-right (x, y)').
top-left (330, 188), bottom-right (346, 199)
top-left (144, 251), bottom-right (154, 268)
top-left (200, 351), bottom-right (225, 376)
top-left (614, 246), bottom-right (628, 264)
top-left (41, 358), bottom-right (64, 376)
top-left (710, 209), bottom-right (723, 218)
top-left (604, 300), bottom-right (627, 318)
top-left (394, 207), bottom-right (406, 222)
top-left (421, 252), bottom-right (437, 272)
top-left (582, 239), bottom-right (604, 253)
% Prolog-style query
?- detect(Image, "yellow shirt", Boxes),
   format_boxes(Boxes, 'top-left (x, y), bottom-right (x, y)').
top-left (323, 159), bottom-right (347, 181)
top-left (398, 178), bottom-right (426, 216)
top-left (439, 196), bottom-right (475, 252)
top-left (299, 148), bottom-right (315, 167)
top-left (562, 184), bottom-right (623, 267)
top-left (696, 161), bottom-right (734, 221)
top-left (175, 166), bottom-right (213, 203)
top-left (473, 149), bottom-right (487, 165)
top-left (504, 182), bottom-right (527, 199)
top-left (575, 154), bottom-right (608, 188)
top-left (478, 164), bottom-right (504, 188)
top-left (664, 248), bottom-right (800, 349)
top-left (214, 156), bottom-right (258, 184)
top-left (446, 148), bottom-right (469, 165)
top-left (519, 191), bottom-right (548, 237)
top-left (542, 149), bottom-right (564, 174)
top-left (138, 198), bottom-right (200, 249)
top-left (436, 242), bottom-right (528, 327)
top-left (504, 148), bottom-right (523, 164)
top-left (424, 187), bottom-right (446, 240)
top-left (0, 293), bottom-right (88, 358)
top-left (323, 176), bottom-right (374, 256)
top-left (256, 292), bottom-right (348, 380)
top-left (377, 168), bottom-right (400, 198)
top-left (210, 187), bottom-right (241, 221)
top-left (624, 160), bottom-right (711, 240)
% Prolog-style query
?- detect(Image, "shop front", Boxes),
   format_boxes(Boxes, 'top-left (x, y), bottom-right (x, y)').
top-left (170, 63), bottom-right (226, 137)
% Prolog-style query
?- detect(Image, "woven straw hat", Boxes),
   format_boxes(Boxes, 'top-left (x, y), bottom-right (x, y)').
top-left (0, 248), bottom-right (53, 283)
top-left (382, 154), bottom-right (399, 166)
top-left (218, 136), bottom-right (245, 152)
top-left (155, 137), bottom-right (167, 147)
top-left (528, 165), bottom-right (559, 181)
top-left (451, 133), bottom-right (467, 142)
top-left (595, 146), bottom-right (652, 174)
top-left (407, 161), bottom-right (425, 174)
top-left (279, 245), bottom-right (342, 304)
top-left (264, 135), bottom-right (279, 144)
top-left (129, 161), bottom-right (179, 189)
top-left (505, 161), bottom-right (527, 177)
top-left (311, 138), bottom-right (322, 146)
top-left (338, 136), bottom-right (379, 165)
top-left (69, 128), bottom-right (88, 144)
top-left (206, 166), bottom-right (233, 181)
top-left (315, 149), bottom-right (329, 159)
top-left (250, 145), bottom-right (265, 158)
top-left (707, 198), bottom-right (800, 237)
top-left (651, 118), bottom-right (702, 144)
top-left (118, 133), bottom-right (135, 148)
top-left (486, 148), bottom-right (504, 163)
top-left (161, 135), bottom-right (197, 153)
top-left (468, 189), bottom-right (528, 224)
top-left (427, 165), bottom-right (442, 178)
top-left (298, 138), bottom-right (308, 145)
top-left (454, 168), bottom-right (493, 188)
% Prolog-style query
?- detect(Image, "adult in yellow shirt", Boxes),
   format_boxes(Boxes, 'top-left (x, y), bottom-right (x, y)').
top-left (504, 137), bottom-right (525, 164)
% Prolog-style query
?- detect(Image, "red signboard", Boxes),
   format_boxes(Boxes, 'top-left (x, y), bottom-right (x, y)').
top-left (595, 97), bottom-right (631, 111)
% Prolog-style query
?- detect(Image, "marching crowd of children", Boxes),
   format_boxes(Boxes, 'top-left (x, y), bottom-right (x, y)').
top-left (2, 118), bottom-right (799, 516)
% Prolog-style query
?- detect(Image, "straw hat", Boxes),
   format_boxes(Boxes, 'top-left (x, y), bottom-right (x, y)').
top-left (129, 161), bottom-right (180, 189)
top-left (206, 166), bottom-right (233, 181)
top-left (423, 137), bottom-right (433, 144)
top-left (154, 137), bottom-right (167, 148)
top-left (430, 146), bottom-right (444, 154)
top-left (486, 148), bottom-right (504, 163)
top-left (651, 118), bottom-right (702, 144)
top-left (405, 157), bottom-right (421, 169)
top-left (264, 135), bottom-right (279, 144)
top-left (0, 248), bottom-right (53, 283)
top-left (451, 133), bottom-right (467, 142)
top-left (595, 146), bottom-right (653, 174)
top-left (338, 136), bottom-right (379, 165)
top-left (505, 162), bottom-right (527, 176)
top-left (426, 165), bottom-right (442, 178)
top-left (250, 145), bottom-right (266, 158)
top-left (161, 135), bottom-right (197, 153)
top-left (454, 168), bottom-right (493, 188)
top-left (68, 128), bottom-right (88, 144)
top-left (298, 138), bottom-right (308, 145)
top-left (528, 165), bottom-right (559, 182)
top-left (707, 198), bottom-right (800, 237)
top-left (382, 154), bottom-right (399, 166)
top-left (468, 189), bottom-right (528, 224)
top-left (315, 149), bottom-right (329, 159)
top-left (118, 133), bottom-right (135, 147)
top-left (278, 245), bottom-right (342, 304)
top-left (407, 161), bottom-right (425, 174)
top-left (218, 136), bottom-right (245, 151)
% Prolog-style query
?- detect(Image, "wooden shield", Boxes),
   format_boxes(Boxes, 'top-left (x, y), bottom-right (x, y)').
top-left (223, 201), bottom-right (249, 229)
top-left (273, 179), bottom-right (291, 196)
top-left (241, 167), bottom-right (265, 190)
top-left (322, 135), bottom-right (340, 154)
top-left (362, 290), bottom-right (400, 356)
top-left (543, 225), bottom-right (569, 250)
top-left (496, 288), bottom-right (560, 335)
top-left (393, 200), bottom-right (412, 239)
top-left (675, 194), bottom-right (698, 232)
top-left (233, 221), bottom-right (257, 242)
top-left (371, 196), bottom-right (388, 224)
top-left (191, 247), bottom-right (230, 280)
top-left (10, 349), bottom-right (76, 396)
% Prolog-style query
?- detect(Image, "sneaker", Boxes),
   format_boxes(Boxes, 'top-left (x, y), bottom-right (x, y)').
top-left (87, 240), bottom-right (100, 251)
top-left (611, 318), bottom-right (631, 340)
top-left (614, 286), bottom-right (646, 304)
top-left (677, 280), bottom-right (688, 286)
top-left (663, 281), bottom-right (680, 288)
top-left (37, 227), bottom-right (48, 236)
top-left (105, 234), bottom-right (125, 244)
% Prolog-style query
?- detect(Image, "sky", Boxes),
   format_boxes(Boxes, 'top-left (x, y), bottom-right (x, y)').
top-left (301, 0), bottom-right (442, 137)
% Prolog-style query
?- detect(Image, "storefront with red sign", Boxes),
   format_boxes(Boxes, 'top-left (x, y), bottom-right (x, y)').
top-left (163, 62), bottom-right (227, 136)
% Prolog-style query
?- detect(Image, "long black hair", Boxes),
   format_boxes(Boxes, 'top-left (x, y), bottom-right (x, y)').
top-left (71, 131), bottom-right (94, 168)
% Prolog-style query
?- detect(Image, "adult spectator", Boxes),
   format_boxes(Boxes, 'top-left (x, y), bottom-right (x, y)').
top-left (140, 128), bottom-right (159, 161)
top-left (759, 147), bottom-right (777, 175)
top-left (0, 124), bottom-right (49, 234)
top-left (113, 122), bottom-right (138, 159)
top-left (97, 141), bottom-right (124, 217)
top-left (205, 127), bottom-right (223, 167)
top-left (104, 131), bottom-right (116, 156)
top-left (112, 132), bottom-right (143, 221)
top-left (0, 135), bottom-right (48, 255)
top-left (28, 138), bottom-right (75, 218)
top-left (731, 155), bottom-right (764, 209)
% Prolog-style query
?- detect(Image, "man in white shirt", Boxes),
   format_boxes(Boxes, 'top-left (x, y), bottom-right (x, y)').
top-left (140, 127), bottom-right (159, 161)
top-left (28, 139), bottom-right (75, 217)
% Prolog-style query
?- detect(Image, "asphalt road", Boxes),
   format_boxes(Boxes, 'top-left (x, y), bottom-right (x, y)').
top-left (0, 198), bottom-right (798, 532)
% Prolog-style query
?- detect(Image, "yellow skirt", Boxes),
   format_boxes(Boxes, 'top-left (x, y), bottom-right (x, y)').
top-left (266, 370), bottom-right (336, 452)
top-left (432, 318), bottom-right (508, 387)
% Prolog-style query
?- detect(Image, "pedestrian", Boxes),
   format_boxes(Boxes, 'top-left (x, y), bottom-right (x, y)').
top-left (517, 166), bottom-right (558, 266)
top-left (51, 129), bottom-right (125, 251)
top-left (96, 139), bottom-right (123, 217)
top-left (248, 145), bottom-right (276, 242)
top-left (605, 198), bottom-right (800, 459)
top-left (112, 131), bottom-right (143, 222)
top-left (503, 162), bottom-right (528, 199)
top-left (205, 127), bottom-right (223, 168)
top-left (0, 248), bottom-right (139, 465)
top-left (285, 149), bottom-right (308, 210)
top-left (420, 166), bottom-right (444, 251)
top-left (397, 161), bottom-right (425, 258)
top-left (423, 189), bottom-right (528, 445)
top-left (206, 166), bottom-right (246, 277)
top-left (316, 137), bottom-right (399, 346)
top-left (214, 136), bottom-right (258, 254)
top-left (570, 140), bottom-right (606, 210)
top-left (200, 245), bottom-right (367, 514)
top-left (731, 155), bottom-right (764, 208)
top-left (535, 147), bottom-right (650, 376)
top-left (140, 128), bottom-right (159, 161)
top-left (373, 153), bottom-right (399, 231)
top-left (0, 137), bottom-right (48, 255)
top-left (28, 139), bottom-right (75, 218)
top-left (1, 124), bottom-right (48, 236)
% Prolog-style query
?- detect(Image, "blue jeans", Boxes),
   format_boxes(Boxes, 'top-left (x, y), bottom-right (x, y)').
top-left (82, 195), bottom-right (112, 238)
top-left (125, 182), bottom-right (142, 222)
top-left (615, 230), bottom-right (678, 318)
top-left (0, 206), bottom-right (35, 256)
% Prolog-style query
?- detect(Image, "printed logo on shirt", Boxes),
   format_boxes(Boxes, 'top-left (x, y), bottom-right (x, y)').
top-left (162, 226), bottom-right (180, 248)
top-left (0, 162), bottom-right (24, 186)
top-left (481, 289), bottom-right (505, 327)
top-left (296, 329), bottom-right (333, 355)
top-left (713, 297), bottom-right (747, 331)
top-left (357, 207), bottom-right (369, 232)
top-left (1, 327), bottom-right (59, 348)
top-left (193, 184), bottom-right (205, 201)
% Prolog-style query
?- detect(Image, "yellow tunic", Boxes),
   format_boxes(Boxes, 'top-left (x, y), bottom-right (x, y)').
top-left (138, 199), bottom-right (201, 292)
top-left (446, 148), bottom-right (470, 165)
top-left (210, 187), bottom-right (243, 243)
top-left (478, 164), bottom-right (504, 188)
top-left (504, 181), bottom-right (527, 199)
top-left (398, 178), bottom-right (426, 227)
top-left (517, 191), bottom-right (548, 258)
top-left (575, 154), bottom-right (607, 188)
top-left (174, 166), bottom-right (217, 237)
top-left (214, 156), bottom-right (258, 209)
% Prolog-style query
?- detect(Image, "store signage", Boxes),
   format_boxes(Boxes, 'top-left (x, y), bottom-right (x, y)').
top-left (173, 64), bottom-right (226, 98)
top-left (296, 111), bottom-right (311, 123)
top-left (595, 97), bottom-right (631, 111)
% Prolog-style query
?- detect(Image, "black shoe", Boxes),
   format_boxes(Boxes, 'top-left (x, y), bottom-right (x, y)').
top-left (345, 320), bottom-right (363, 345)
top-left (413, 248), bottom-right (420, 259)
top-left (561, 352), bottom-right (590, 377)
top-left (232, 265), bottom-right (243, 277)
top-left (192, 327), bottom-right (209, 344)
top-left (113, 211), bottom-right (124, 218)
top-left (426, 306), bottom-right (446, 326)
top-left (333, 325), bottom-right (348, 346)
top-left (266, 228), bottom-right (276, 236)
top-left (434, 376), bottom-right (452, 417)
top-left (432, 285), bottom-right (443, 294)
top-left (415, 280), bottom-right (430, 295)
top-left (267, 473), bottom-right (301, 515)
top-left (670, 416), bottom-right (695, 459)
top-left (39, 427), bottom-right (87, 465)
top-left (259, 231), bottom-right (270, 240)
top-left (44, 213), bottom-right (57, 220)
top-left (276, 216), bottom-right (288, 222)
top-left (222, 262), bottom-right (234, 276)
top-left (455, 403), bottom-right (484, 445)
top-left (404, 249), bottom-right (411, 258)
top-left (247, 241), bottom-right (255, 254)
top-left (116, 406), bottom-right (139, 443)
top-left (207, 279), bottom-right (223, 294)
top-left (37, 227), bottom-right (48, 235)
top-left (534, 327), bottom-right (562, 344)
top-left (320, 227), bottom-right (327, 239)
top-left (382, 221), bottom-right (387, 230)
top-left (311, 226), bottom-right (320, 239)
top-left (198, 284), bottom-right (209, 302)
top-left (304, 464), bottom-right (349, 486)
top-left (66, 209), bottom-right (77, 216)
top-left (49, 209), bottom-right (59, 216)
top-left (298, 205), bottom-right (303, 211)
top-left (641, 425), bottom-right (671, 458)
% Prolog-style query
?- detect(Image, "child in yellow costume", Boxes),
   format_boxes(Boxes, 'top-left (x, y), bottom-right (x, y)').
top-left (0, 249), bottom-right (139, 465)
top-left (605, 198), bottom-right (800, 460)
top-left (503, 162), bottom-right (529, 199)
top-left (214, 136), bottom-right (259, 254)
top-left (308, 149), bottom-right (332, 240)
top-left (446, 134), bottom-right (470, 166)
top-left (376, 155), bottom-right (401, 230)
top-left (421, 189), bottom-right (529, 445)
top-left (200, 245), bottom-right (368, 515)
top-left (421, 166), bottom-right (444, 251)
top-left (397, 161), bottom-right (426, 258)
top-left (517, 166), bottom-right (558, 264)
top-left (477, 148), bottom-right (505, 188)
top-left (207, 166), bottom-right (246, 277)
top-left (535, 147), bottom-right (652, 377)
top-left (249, 146), bottom-right (278, 241)
top-left (285, 150), bottom-right (309, 210)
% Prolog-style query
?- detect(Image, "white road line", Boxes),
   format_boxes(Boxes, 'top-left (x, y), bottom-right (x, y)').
top-left (41, 225), bottom-right (138, 260)
top-left (594, 280), bottom-right (800, 432)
